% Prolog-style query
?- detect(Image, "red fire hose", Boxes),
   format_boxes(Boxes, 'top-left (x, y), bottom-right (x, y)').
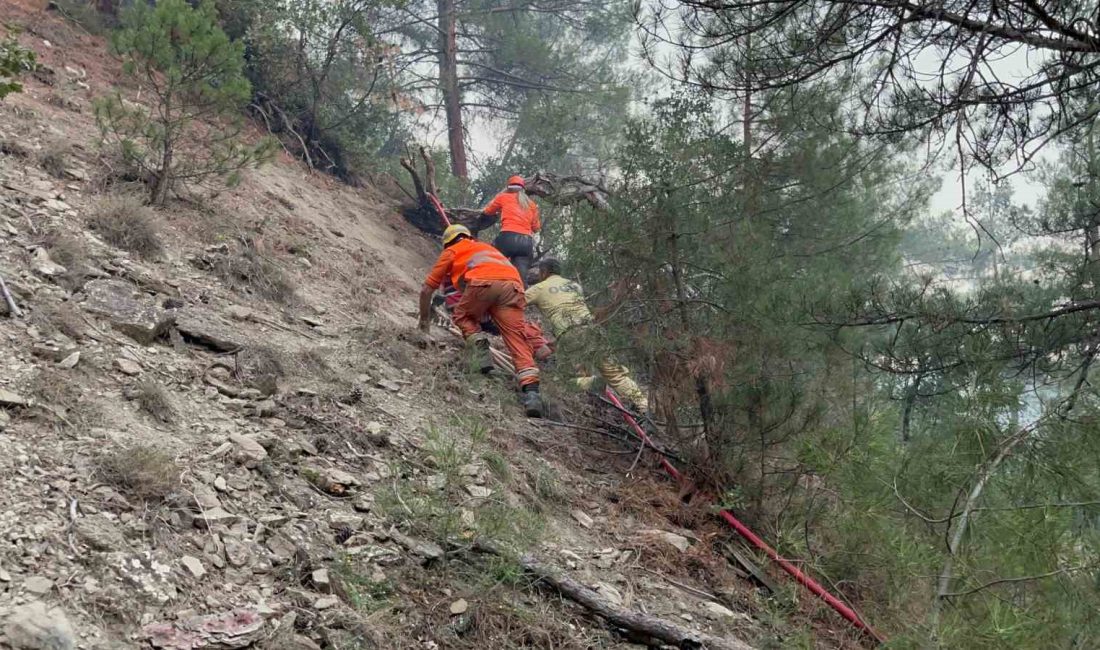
top-left (427, 193), bottom-right (450, 227)
top-left (603, 389), bottom-right (885, 645)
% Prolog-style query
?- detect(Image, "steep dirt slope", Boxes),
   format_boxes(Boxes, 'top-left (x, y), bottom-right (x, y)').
top-left (0, 4), bottom-right (860, 649)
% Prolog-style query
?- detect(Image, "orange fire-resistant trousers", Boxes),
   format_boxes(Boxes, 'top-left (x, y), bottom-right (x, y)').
top-left (453, 279), bottom-right (540, 387)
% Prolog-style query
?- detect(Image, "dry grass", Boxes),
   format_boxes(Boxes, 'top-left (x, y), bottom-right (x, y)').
top-left (35, 301), bottom-right (86, 341)
top-left (236, 345), bottom-right (286, 396)
top-left (40, 229), bottom-right (92, 294)
top-left (87, 194), bottom-right (164, 259)
top-left (133, 380), bottom-right (176, 424)
top-left (37, 141), bottom-right (71, 180)
top-left (94, 445), bottom-right (181, 503)
top-left (452, 599), bottom-right (593, 650)
top-left (26, 369), bottom-right (100, 429)
top-left (0, 139), bottom-right (31, 158)
top-left (213, 245), bottom-right (297, 305)
top-left (294, 348), bottom-right (332, 377)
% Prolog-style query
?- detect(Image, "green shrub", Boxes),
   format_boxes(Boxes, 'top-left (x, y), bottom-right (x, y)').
top-left (0, 33), bottom-right (36, 100)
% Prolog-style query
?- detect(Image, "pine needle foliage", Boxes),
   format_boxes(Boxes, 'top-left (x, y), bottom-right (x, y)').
top-left (94, 0), bottom-right (275, 205)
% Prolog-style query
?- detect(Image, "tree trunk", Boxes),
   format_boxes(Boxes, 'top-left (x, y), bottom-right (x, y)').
top-left (437, 0), bottom-right (467, 181)
top-left (900, 372), bottom-right (922, 444)
top-left (518, 554), bottom-right (753, 650)
top-left (929, 422), bottom-right (1039, 640)
top-left (152, 143), bottom-right (173, 206)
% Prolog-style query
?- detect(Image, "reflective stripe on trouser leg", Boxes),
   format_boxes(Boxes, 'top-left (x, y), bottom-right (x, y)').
top-left (598, 358), bottom-right (647, 414)
top-left (516, 367), bottom-right (540, 384)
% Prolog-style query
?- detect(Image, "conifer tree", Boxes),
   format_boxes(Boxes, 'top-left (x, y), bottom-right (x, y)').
top-left (95, 0), bottom-right (274, 205)
top-left (0, 33), bottom-right (36, 101)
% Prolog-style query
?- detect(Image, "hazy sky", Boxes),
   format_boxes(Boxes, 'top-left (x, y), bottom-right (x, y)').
top-left (428, 26), bottom-right (1056, 221)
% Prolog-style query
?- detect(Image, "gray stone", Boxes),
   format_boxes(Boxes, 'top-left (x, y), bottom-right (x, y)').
top-left (637, 529), bottom-right (691, 552)
top-left (465, 485), bottom-right (492, 499)
top-left (313, 596), bottom-right (339, 610)
top-left (4, 600), bottom-right (76, 650)
top-left (594, 582), bottom-right (624, 607)
top-left (0, 388), bottom-right (33, 408)
top-left (106, 551), bottom-right (176, 604)
top-left (389, 529), bottom-right (443, 563)
top-left (192, 507), bottom-right (239, 530)
top-left (22, 576), bottom-right (53, 595)
top-left (190, 483), bottom-right (222, 511)
top-left (571, 509), bottom-right (594, 529)
top-left (81, 280), bottom-right (174, 344)
top-left (286, 635), bottom-right (322, 650)
top-left (265, 535), bottom-right (296, 563)
top-left (701, 601), bottom-right (740, 620)
top-left (376, 379), bottom-right (402, 392)
top-left (181, 555), bottom-right (205, 578)
top-left (172, 307), bottom-right (245, 352)
top-left (31, 248), bottom-right (66, 278)
top-left (229, 433), bottom-right (267, 467)
top-left (303, 465), bottom-right (359, 495)
top-left (311, 568), bottom-right (330, 591)
top-left (114, 358), bottom-right (142, 376)
top-left (74, 514), bottom-right (127, 552)
top-left (56, 351), bottom-right (79, 369)
top-left (143, 608), bottom-right (263, 649)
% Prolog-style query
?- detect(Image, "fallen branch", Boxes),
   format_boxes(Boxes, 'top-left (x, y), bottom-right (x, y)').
top-left (0, 273), bottom-right (22, 318)
top-left (518, 553), bottom-right (754, 650)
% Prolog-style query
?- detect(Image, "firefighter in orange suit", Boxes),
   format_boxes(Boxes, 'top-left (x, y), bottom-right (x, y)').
top-left (418, 224), bottom-right (543, 417)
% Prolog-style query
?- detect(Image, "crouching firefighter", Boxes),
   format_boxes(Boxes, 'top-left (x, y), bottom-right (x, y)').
top-left (526, 257), bottom-right (649, 415)
top-left (418, 224), bottom-right (544, 417)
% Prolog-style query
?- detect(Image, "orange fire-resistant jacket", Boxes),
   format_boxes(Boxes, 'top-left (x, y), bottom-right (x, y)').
top-left (424, 238), bottom-right (521, 291)
top-left (482, 191), bottom-right (540, 236)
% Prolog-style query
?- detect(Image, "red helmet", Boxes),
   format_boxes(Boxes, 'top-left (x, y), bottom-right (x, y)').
top-left (507, 175), bottom-right (525, 188)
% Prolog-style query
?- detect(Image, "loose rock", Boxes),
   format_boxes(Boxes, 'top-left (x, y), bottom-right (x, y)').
top-left (228, 433), bottom-right (268, 467)
top-left (31, 248), bottom-right (66, 278)
top-left (143, 608), bottom-right (264, 649)
top-left (114, 358), bottom-right (142, 376)
top-left (22, 576), bottom-right (53, 595)
top-left (181, 555), bottom-right (206, 578)
top-left (637, 529), bottom-right (692, 553)
top-left (81, 279), bottom-right (174, 344)
top-left (4, 600), bottom-right (76, 650)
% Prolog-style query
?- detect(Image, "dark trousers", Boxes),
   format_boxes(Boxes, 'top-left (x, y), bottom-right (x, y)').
top-left (493, 231), bottom-right (534, 286)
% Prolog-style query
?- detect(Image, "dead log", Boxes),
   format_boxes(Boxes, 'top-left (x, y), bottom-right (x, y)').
top-left (519, 553), bottom-right (754, 650)
top-left (525, 172), bottom-right (610, 212)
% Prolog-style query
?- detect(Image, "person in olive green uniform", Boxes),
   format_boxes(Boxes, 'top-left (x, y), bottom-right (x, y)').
top-left (525, 258), bottom-right (649, 414)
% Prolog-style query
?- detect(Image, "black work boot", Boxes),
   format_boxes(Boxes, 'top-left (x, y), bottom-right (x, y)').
top-left (521, 384), bottom-right (544, 418)
top-left (474, 337), bottom-right (494, 374)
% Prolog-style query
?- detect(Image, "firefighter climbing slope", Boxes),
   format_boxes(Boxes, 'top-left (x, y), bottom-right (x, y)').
top-left (418, 224), bottom-right (545, 417)
top-left (481, 175), bottom-right (540, 285)
top-left (526, 258), bottom-right (649, 415)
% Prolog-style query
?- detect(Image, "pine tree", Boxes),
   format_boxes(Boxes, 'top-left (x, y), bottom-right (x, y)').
top-left (0, 33), bottom-right (36, 101)
top-left (94, 0), bottom-right (274, 205)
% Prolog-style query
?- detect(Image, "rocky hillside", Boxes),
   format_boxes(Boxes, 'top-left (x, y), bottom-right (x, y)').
top-left (0, 4), bottom-right (858, 649)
